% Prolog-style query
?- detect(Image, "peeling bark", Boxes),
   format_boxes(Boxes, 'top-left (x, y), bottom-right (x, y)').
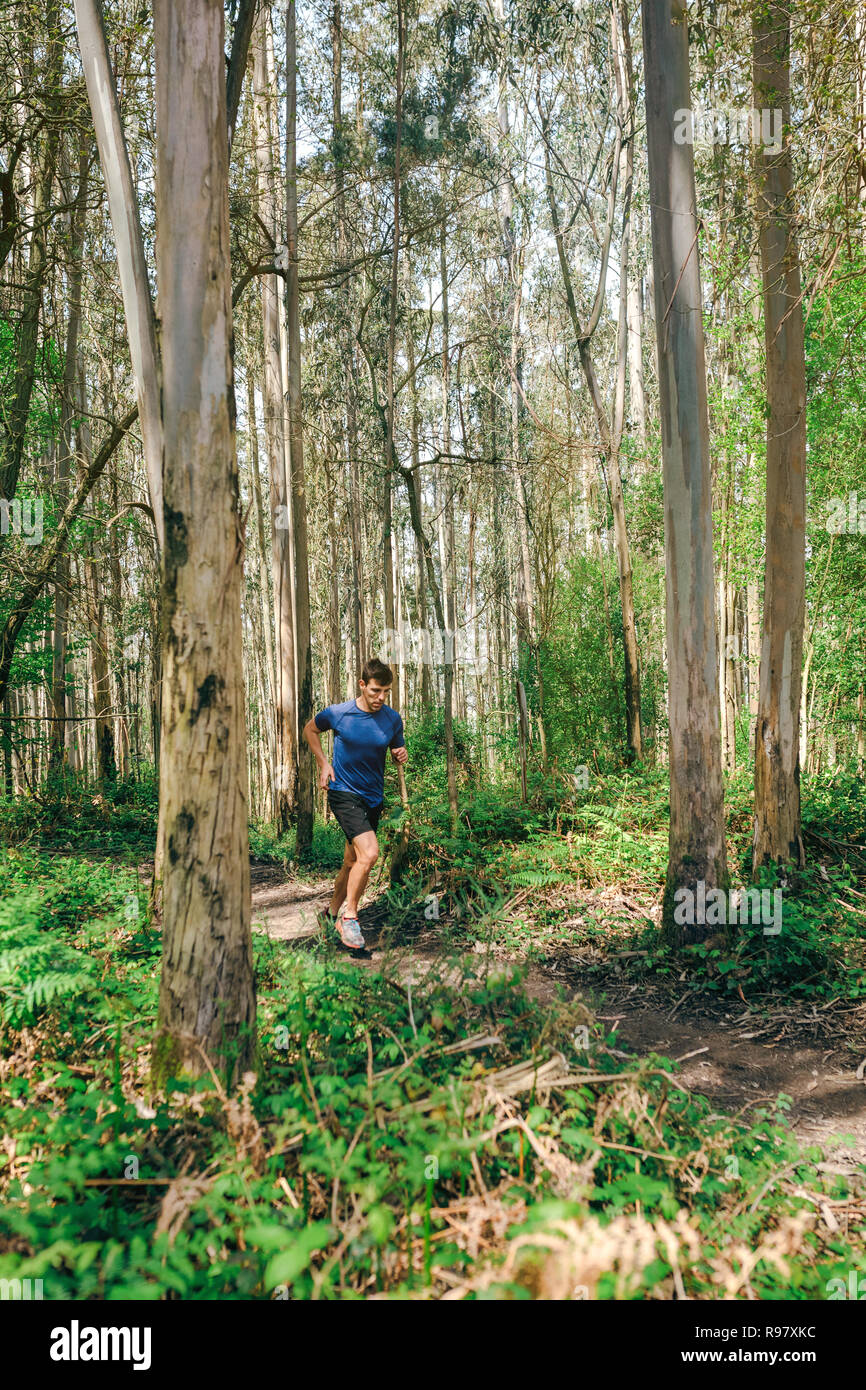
top-left (153, 0), bottom-right (255, 1080)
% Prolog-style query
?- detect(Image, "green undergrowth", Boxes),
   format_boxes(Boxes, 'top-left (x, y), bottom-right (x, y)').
top-left (0, 848), bottom-right (864, 1300)
top-left (0, 775), bottom-right (157, 855)
top-left (398, 769), bottom-right (866, 1003)
top-left (629, 863), bottom-right (866, 1001)
top-left (248, 815), bottom-right (346, 872)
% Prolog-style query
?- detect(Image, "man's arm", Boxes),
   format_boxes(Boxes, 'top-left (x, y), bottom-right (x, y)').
top-left (303, 716), bottom-right (336, 790)
top-left (390, 712), bottom-right (407, 765)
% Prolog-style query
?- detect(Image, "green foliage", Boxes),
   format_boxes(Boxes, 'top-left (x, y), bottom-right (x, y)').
top-left (801, 767), bottom-right (866, 849)
top-left (0, 849), bottom-right (155, 1030)
top-left (404, 705), bottom-right (474, 782)
top-left (803, 251), bottom-right (866, 764)
top-left (248, 815), bottom-right (346, 872)
top-left (536, 554), bottom-right (629, 770)
top-left (0, 775), bottom-right (157, 854)
top-left (0, 829), bottom-right (864, 1300)
top-left (0, 897), bottom-right (96, 1026)
top-left (0, 317), bottom-right (62, 460)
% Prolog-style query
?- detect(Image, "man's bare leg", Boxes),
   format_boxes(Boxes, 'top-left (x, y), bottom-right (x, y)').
top-left (343, 830), bottom-right (379, 919)
top-left (329, 842), bottom-right (356, 917)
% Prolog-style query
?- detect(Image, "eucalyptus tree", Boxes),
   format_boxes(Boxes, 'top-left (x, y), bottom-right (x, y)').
top-left (252, 8), bottom-right (298, 836)
top-left (752, 0), bottom-right (807, 870)
top-left (75, 0), bottom-right (256, 1076)
top-left (642, 0), bottom-right (729, 941)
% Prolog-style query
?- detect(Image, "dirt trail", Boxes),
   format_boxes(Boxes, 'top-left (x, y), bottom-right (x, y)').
top-left (595, 990), bottom-right (866, 1170)
top-left (250, 863), bottom-right (331, 941)
top-left (251, 868), bottom-right (866, 1171)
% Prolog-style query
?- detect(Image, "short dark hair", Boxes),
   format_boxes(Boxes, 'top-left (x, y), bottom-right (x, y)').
top-left (361, 656), bottom-right (393, 686)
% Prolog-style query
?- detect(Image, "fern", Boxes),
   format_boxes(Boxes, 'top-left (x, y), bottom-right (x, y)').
top-left (0, 892), bottom-right (96, 1027)
top-left (508, 868), bottom-right (563, 888)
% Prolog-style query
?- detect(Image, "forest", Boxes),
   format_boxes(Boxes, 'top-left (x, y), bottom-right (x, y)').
top-left (1, 0), bottom-right (866, 1314)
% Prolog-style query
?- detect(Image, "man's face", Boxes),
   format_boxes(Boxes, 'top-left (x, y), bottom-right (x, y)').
top-left (360, 679), bottom-right (390, 711)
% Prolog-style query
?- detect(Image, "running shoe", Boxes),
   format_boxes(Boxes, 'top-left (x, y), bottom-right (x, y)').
top-left (336, 914), bottom-right (365, 951)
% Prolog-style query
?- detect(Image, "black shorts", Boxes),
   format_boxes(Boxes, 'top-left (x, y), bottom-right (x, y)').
top-left (328, 789), bottom-right (383, 843)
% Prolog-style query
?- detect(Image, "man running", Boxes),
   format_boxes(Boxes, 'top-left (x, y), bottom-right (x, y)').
top-left (303, 657), bottom-right (407, 952)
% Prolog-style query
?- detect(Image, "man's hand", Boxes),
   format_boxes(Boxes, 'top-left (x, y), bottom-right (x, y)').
top-left (391, 746), bottom-right (408, 766)
top-left (319, 762), bottom-right (335, 790)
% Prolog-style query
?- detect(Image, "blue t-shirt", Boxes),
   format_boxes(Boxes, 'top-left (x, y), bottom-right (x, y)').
top-left (314, 699), bottom-right (405, 806)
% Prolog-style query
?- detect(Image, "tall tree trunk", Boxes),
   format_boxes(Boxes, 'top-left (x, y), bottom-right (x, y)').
top-left (50, 147), bottom-right (90, 780)
top-left (719, 575), bottom-right (737, 773)
top-left (149, 594), bottom-right (161, 779)
top-left (467, 481), bottom-right (485, 738)
top-left (437, 209), bottom-right (460, 809)
top-left (226, 0), bottom-right (258, 152)
top-left (286, 0), bottom-right (314, 857)
top-left (752, 0), bottom-right (807, 871)
top-left (323, 437), bottom-right (342, 705)
top-left (400, 458), bottom-right (457, 829)
top-left (153, 0), bottom-right (255, 1080)
top-left (642, 0), bottom-right (729, 942)
top-left (496, 49), bottom-right (547, 764)
top-left (627, 259), bottom-right (647, 448)
top-left (382, 0), bottom-right (404, 711)
top-left (75, 377), bottom-right (115, 788)
top-left (84, 538), bottom-right (116, 786)
top-left (107, 467), bottom-right (131, 781)
top-left (620, 0), bottom-right (647, 451)
top-left (73, 0), bottom-right (165, 544)
top-left (332, 0), bottom-right (365, 679)
top-left (747, 575), bottom-right (761, 756)
top-left (253, 13), bottom-right (297, 832)
top-left (404, 263), bottom-right (433, 708)
top-left (247, 371), bottom-right (277, 818)
top-left (439, 213), bottom-right (458, 657)
top-left (247, 375), bottom-right (277, 712)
